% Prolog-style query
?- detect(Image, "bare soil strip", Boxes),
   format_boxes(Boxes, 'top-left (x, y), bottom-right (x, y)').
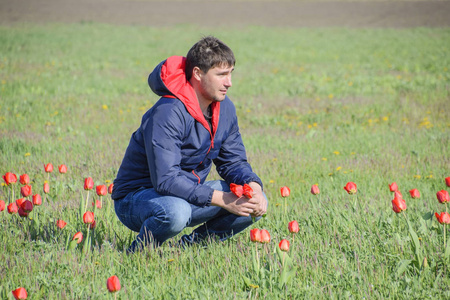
top-left (1, 0), bottom-right (449, 28)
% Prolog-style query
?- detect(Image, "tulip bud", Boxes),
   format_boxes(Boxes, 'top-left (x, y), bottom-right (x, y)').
top-left (446, 177), bottom-right (450, 188)
top-left (44, 163), bottom-right (53, 173)
top-left (260, 229), bottom-right (271, 243)
top-left (11, 287), bottom-right (27, 300)
top-left (58, 164), bottom-right (68, 174)
top-left (279, 239), bottom-right (290, 252)
top-left (243, 184), bottom-right (253, 198)
top-left (288, 220), bottom-right (299, 233)
top-left (32, 194), bottom-right (42, 206)
top-left (389, 182), bottom-right (398, 192)
top-left (0, 200), bottom-right (5, 212)
top-left (108, 183), bottom-right (114, 194)
top-left (20, 185), bottom-right (32, 197)
top-left (409, 189), bottom-right (420, 199)
top-left (310, 184), bottom-right (320, 195)
top-left (344, 182), bottom-right (357, 195)
top-left (250, 228), bottom-right (261, 243)
top-left (280, 186), bottom-right (290, 197)
top-left (7, 202), bottom-right (18, 214)
top-left (92, 199), bottom-right (102, 209)
top-left (20, 200), bottom-right (33, 213)
top-left (435, 212), bottom-right (450, 224)
top-left (19, 174), bottom-right (30, 185)
top-left (83, 211), bottom-right (95, 224)
top-left (43, 182), bottom-right (50, 194)
top-left (392, 196), bottom-right (407, 213)
top-left (18, 207), bottom-right (29, 218)
top-left (56, 219), bottom-right (67, 229)
top-left (89, 219), bottom-right (97, 229)
top-left (437, 190), bottom-right (450, 204)
top-left (84, 177), bottom-right (94, 190)
top-left (96, 185), bottom-right (107, 196)
top-left (3, 172), bottom-right (17, 185)
top-left (73, 232), bottom-right (83, 244)
top-left (423, 257), bottom-right (428, 268)
top-left (107, 275), bottom-right (121, 293)
top-left (230, 183), bottom-right (244, 198)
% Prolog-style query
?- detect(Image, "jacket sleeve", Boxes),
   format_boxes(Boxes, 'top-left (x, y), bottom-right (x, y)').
top-left (213, 104), bottom-right (263, 190)
top-left (142, 101), bottom-right (214, 207)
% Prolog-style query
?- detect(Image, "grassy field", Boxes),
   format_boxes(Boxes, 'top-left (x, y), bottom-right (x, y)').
top-left (1, 23), bottom-right (450, 299)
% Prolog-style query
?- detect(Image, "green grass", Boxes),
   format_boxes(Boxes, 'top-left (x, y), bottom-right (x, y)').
top-left (1, 22), bottom-right (450, 299)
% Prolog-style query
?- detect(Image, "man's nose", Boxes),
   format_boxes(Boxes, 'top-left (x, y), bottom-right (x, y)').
top-left (224, 74), bottom-right (232, 87)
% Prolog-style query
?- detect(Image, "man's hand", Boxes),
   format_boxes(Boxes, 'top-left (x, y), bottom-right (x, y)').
top-left (247, 182), bottom-right (267, 218)
top-left (210, 182), bottom-right (267, 217)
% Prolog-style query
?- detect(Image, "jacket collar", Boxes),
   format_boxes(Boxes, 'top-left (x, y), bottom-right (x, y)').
top-left (160, 56), bottom-right (220, 137)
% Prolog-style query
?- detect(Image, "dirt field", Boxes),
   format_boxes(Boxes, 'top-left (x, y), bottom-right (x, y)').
top-left (1, 0), bottom-right (449, 28)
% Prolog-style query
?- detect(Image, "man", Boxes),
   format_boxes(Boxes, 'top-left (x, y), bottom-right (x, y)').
top-left (112, 36), bottom-right (267, 252)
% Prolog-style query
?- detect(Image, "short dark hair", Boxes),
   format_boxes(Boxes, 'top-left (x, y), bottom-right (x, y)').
top-left (185, 36), bottom-right (235, 81)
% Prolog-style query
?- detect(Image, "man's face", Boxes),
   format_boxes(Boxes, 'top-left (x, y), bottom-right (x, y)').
top-left (198, 64), bottom-right (234, 103)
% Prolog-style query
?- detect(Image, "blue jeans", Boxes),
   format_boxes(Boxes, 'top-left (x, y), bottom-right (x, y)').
top-left (114, 180), bottom-right (266, 252)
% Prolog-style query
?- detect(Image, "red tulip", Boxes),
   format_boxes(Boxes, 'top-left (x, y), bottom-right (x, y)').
top-left (288, 220), bottom-right (299, 233)
top-left (280, 186), bottom-right (290, 197)
top-left (7, 202), bottom-right (18, 214)
top-left (446, 177), bottom-right (450, 188)
top-left (230, 183), bottom-right (243, 198)
top-left (437, 190), bottom-right (450, 204)
top-left (19, 174), bottom-right (30, 185)
top-left (92, 199), bottom-right (102, 209)
top-left (16, 198), bottom-right (26, 207)
top-left (84, 177), bottom-right (94, 190)
top-left (108, 183), bottom-right (114, 194)
top-left (409, 189), bottom-right (420, 199)
top-left (56, 219), bottom-right (67, 229)
top-left (260, 229), bottom-right (271, 243)
top-left (0, 200), bottom-right (5, 212)
top-left (20, 185), bottom-right (32, 197)
top-left (389, 182), bottom-right (398, 192)
top-left (3, 172), bottom-right (17, 185)
top-left (250, 228), bottom-right (261, 243)
top-left (32, 194), bottom-right (42, 206)
top-left (11, 287), bottom-right (27, 299)
top-left (73, 232), bottom-right (83, 243)
top-left (310, 184), bottom-right (320, 195)
top-left (20, 199), bottom-right (33, 213)
top-left (18, 207), bottom-right (29, 218)
top-left (344, 182), bottom-right (357, 194)
top-left (279, 239), bottom-right (290, 252)
top-left (96, 185), bottom-right (107, 196)
top-left (435, 212), bottom-right (450, 224)
top-left (58, 164), bottom-right (68, 174)
top-left (394, 190), bottom-right (403, 199)
top-left (83, 211), bottom-right (95, 224)
top-left (43, 182), bottom-right (50, 194)
top-left (243, 184), bottom-right (253, 198)
top-left (89, 219), bottom-right (97, 229)
top-left (392, 196), bottom-right (407, 213)
top-left (44, 163), bottom-right (53, 173)
top-left (107, 275), bottom-right (121, 293)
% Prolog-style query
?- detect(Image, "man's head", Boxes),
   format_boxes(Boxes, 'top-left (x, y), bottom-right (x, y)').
top-left (185, 36), bottom-right (235, 81)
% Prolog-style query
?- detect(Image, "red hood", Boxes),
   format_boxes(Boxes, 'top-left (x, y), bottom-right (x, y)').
top-left (160, 56), bottom-right (220, 138)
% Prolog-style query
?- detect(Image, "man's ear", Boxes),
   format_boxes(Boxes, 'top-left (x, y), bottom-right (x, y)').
top-left (192, 67), bottom-right (203, 81)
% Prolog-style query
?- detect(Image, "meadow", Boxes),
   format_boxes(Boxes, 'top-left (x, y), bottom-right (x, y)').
top-left (0, 22), bottom-right (450, 299)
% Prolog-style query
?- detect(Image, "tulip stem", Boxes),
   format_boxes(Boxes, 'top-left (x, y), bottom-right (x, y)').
top-left (84, 191), bottom-right (90, 214)
top-left (11, 185), bottom-right (14, 204)
top-left (83, 225), bottom-right (91, 254)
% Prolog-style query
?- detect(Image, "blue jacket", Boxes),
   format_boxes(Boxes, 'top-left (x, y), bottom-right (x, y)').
top-left (112, 56), bottom-right (263, 207)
